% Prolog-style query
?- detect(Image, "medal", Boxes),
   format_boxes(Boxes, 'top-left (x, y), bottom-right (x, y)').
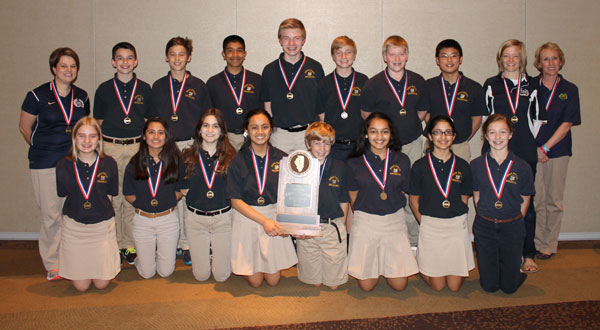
top-left (113, 77), bottom-right (138, 125)
top-left (485, 153), bottom-right (513, 211)
top-left (428, 153), bottom-right (456, 209)
top-left (502, 75), bottom-right (521, 123)
top-left (384, 69), bottom-right (408, 116)
top-left (362, 148), bottom-right (390, 201)
top-left (540, 75), bottom-right (561, 112)
top-left (169, 73), bottom-right (188, 123)
top-left (147, 160), bottom-right (163, 207)
top-left (334, 71), bottom-right (356, 121)
top-left (441, 74), bottom-right (461, 116)
top-left (73, 155), bottom-right (100, 211)
top-left (51, 81), bottom-right (74, 133)
top-left (279, 57), bottom-right (306, 101)
top-left (199, 154), bottom-right (219, 200)
top-left (250, 146), bottom-right (269, 206)
top-left (224, 69), bottom-right (247, 114)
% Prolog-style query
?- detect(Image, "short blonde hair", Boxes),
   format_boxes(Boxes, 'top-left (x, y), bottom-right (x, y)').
top-left (331, 36), bottom-right (357, 55)
top-left (383, 35), bottom-right (409, 54)
top-left (68, 117), bottom-right (104, 161)
top-left (305, 122), bottom-right (335, 146)
top-left (534, 42), bottom-right (565, 72)
top-left (278, 18), bottom-right (306, 39)
top-left (496, 39), bottom-right (527, 73)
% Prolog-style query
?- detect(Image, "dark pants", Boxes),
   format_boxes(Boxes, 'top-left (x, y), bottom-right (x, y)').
top-left (523, 161), bottom-right (537, 259)
top-left (474, 216), bottom-right (525, 294)
top-left (331, 142), bottom-right (356, 161)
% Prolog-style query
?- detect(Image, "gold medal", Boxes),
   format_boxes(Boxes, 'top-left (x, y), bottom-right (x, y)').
top-left (123, 116), bottom-right (132, 125)
top-left (494, 200), bottom-right (503, 209)
top-left (206, 190), bottom-right (214, 199)
top-left (380, 191), bottom-right (388, 200)
top-left (286, 92), bottom-right (294, 100)
top-left (151, 198), bottom-right (159, 207)
top-left (235, 107), bottom-right (244, 115)
top-left (257, 196), bottom-right (265, 205)
top-left (399, 108), bottom-right (407, 116)
top-left (511, 115), bottom-right (519, 124)
top-left (65, 127), bottom-right (72, 134)
top-left (171, 114), bottom-right (179, 122)
top-left (83, 201), bottom-right (92, 210)
top-left (442, 200), bottom-right (451, 208)
top-left (340, 111), bottom-right (348, 119)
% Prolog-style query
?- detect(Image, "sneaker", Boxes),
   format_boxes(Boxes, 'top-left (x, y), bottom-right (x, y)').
top-left (183, 249), bottom-right (192, 265)
top-left (46, 269), bottom-right (62, 281)
top-left (123, 248), bottom-right (137, 265)
top-left (176, 248), bottom-right (183, 257)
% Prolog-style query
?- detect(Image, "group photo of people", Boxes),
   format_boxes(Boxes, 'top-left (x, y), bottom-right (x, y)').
top-left (18, 17), bottom-right (580, 296)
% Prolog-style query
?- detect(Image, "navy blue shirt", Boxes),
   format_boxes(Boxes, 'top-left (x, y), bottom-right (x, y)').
top-left (535, 74), bottom-right (581, 158)
top-left (471, 152), bottom-right (535, 219)
top-left (22, 82), bottom-right (90, 169)
top-left (181, 150), bottom-right (230, 211)
top-left (346, 149), bottom-right (411, 215)
top-left (318, 157), bottom-right (349, 220)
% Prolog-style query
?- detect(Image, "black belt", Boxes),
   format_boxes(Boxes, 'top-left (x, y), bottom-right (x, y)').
top-left (187, 205), bottom-right (231, 217)
top-left (335, 139), bottom-right (354, 145)
top-left (280, 125), bottom-right (308, 133)
top-left (320, 218), bottom-right (342, 243)
top-left (477, 213), bottom-right (523, 224)
top-left (104, 136), bottom-right (142, 145)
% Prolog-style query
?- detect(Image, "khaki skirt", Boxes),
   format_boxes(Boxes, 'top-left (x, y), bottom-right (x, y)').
top-left (230, 204), bottom-right (298, 275)
top-left (417, 214), bottom-right (475, 277)
top-left (348, 210), bottom-right (418, 280)
top-left (58, 216), bottom-right (121, 280)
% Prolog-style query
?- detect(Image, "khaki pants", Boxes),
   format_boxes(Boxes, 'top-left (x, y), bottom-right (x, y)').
top-left (227, 132), bottom-right (245, 151)
top-left (176, 139), bottom-right (194, 250)
top-left (132, 210), bottom-right (179, 278)
top-left (103, 139), bottom-right (139, 249)
top-left (31, 168), bottom-right (65, 271)
top-left (402, 136), bottom-right (424, 246)
top-left (451, 140), bottom-right (472, 162)
top-left (270, 129), bottom-right (307, 154)
top-left (534, 156), bottom-right (570, 253)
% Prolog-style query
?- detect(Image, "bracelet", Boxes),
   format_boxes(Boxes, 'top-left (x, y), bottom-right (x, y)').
top-left (540, 146), bottom-right (548, 155)
top-left (542, 144), bottom-right (550, 153)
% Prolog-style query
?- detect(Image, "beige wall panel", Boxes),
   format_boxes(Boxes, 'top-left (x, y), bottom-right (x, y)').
top-left (526, 0), bottom-right (600, 232)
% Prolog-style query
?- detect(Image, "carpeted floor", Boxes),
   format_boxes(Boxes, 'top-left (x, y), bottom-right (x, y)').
top-left (1, 240), bottom-right (599, 329)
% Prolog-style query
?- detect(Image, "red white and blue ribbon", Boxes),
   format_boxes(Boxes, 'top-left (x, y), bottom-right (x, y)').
top-left (278, 56), bottom-right (306, 93)
top-left (169, 73), bottom-right (188, 116)
top-left (334, 71), bottom-right (355, 111)
top-left (485, 154), bottom-right (513, 201)
top-left (224, 69), bottom-right (246, 107)
top-left (250, 147), bottom-right (269, 197)
top-left (73, 155), bottom-right (100, 201)
top-left (113, 78), bottom-right (138, 117)
top-left (540, 75), bottom-right (560, 112)
top-left (147, 161), bottom-right (163, 199)
top-left (428, 153), bottom-right (456, 200)
top-left (384, 69), bottom-right (407, 108)
top-left (51, 80), bottom-right (74, 126)
top-left (319, 158), bottom-right (328, 182)
top-left (362, 148), bottom-right (390, 191)
top-left (199, 154), bottom-right (219, 191)
top-left (441, 74), bottom-right (461, 116)
top-left (502, 75), bottom-right (521, 117)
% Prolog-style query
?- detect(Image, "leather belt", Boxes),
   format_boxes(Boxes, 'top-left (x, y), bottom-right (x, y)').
top-left (477, 213), bottom-right (523, 224)
top-left (281, 125), bottom-right (308, 133)
top-left (187, 205), bottom-right (231, 217)
top-left (135, 207), bottom-right (176, 218)
top-left (335, 139), bottom-right (354, 145)
top-left (320, 218), bottom-right (342, 243)
top-left (104, 136), bottom-right (142, 145)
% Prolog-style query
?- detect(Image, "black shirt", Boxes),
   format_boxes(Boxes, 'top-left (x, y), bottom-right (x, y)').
top-left (206, 68), bottom-right (262, 134)
top-left (260, 53), bottom-right (324, 128)
top-left (56, 156), bottom-right (118, 224)
top-left (426, 73), bottom-right (486, 144)
top-left (181, 150), bottom-right (229, 211)
top-left (409, 153), bottom-right (472, 218)
top-left (317, 70), bottom-right (369, 140)
top-left (318, 157), bottom-right (349, 220)
top-left (346, 149), bottom-right (411, 215)
top-left (361, 69), bottom-right (430, 145)
top-left (93, 74), bottom-right (153, 138)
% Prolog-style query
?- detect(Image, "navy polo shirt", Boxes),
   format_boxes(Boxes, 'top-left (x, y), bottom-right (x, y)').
top-left (471, 152), bottom-right (534, 219)
top-left (317, 70), bottom-right (369, 140)
top-left (483, 73), bottom-right (543, 163)
top-left (227, 145), bottom-right (286, 206)
top-left (56, 156), bottom-right (118, 224)
top-left (318, 157), bottom-right (349, 220)
top-left (361, 69), bottom-right (430, 145)
top-left (426, 73), bottom-right (486, 143)
top-left (21, 82), bottom-right (90, 169)
top-left (535, 74), bottom-right (581, 158)
top-left (150, 72), bottom-right (212, 141)
top-left (260, 52), bottom-right (324, 128)
top-left (409, 153), bottom-right (472, 218)
top-left (181, 150), bottom-right (229, 211)
top-left (93, 74), bottom-right (153, 138)
top-left (207, 68), bottom-right (262, 134)
top-left (123, 156), bottom-right (185, 212)
top-left (346, 149), bottom-right (411, 215)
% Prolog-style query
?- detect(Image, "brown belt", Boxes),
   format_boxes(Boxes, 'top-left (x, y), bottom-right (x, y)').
top-left (477, 213), bottom-right (523, 224)
top-left (135, 207), bottom-right (176, 218)
top-left (104, 136), bottom-right (142, 145)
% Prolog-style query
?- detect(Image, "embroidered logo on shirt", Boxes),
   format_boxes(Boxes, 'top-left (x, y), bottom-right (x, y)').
top-left (328, 176), bottom-right (340, 187)
top-left (243, 83), bottom-right (256, 94)
top-left (134, 94), bottom-right (145, 105)
top-left (304, 69), bottom-right (316, 78)
top-left (96, 172), bottom-right (108, 183)
top-left (185, 88), bottom-right (196, 100)
top-left (559, 93), bottom-right (568, 100)
top-left (389, 165), bottom-right (402, 176)
top-left (74, 98), bottom-right (85, 108)
top-left (407, 85), bottom-right (418, 96)
top-left (271, 161), bottom-right (280, 172)
top-left (457, 91), bottom-right (469, 102)
top-left (452, 171), bottom-right (463, 183)
top-left (351, 87), bottom-right (362, 96)
top-left (506, 172), bottom-right (518, 184)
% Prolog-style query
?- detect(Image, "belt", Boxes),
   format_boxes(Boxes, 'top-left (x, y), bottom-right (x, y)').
top-left (187, 205), bottom-right (231, 217)
top-left (320, 218), bottom-right (342, 243)
top-left (335, 139), bottom-right (354, 145)
top-left (477, 213), bottom-right (523, 224)
top-left (135, 207), bottom-right (176, 218)
top-left (280, 125), bottom-right (308, 133)
top-left (176, 137), bottom-right (194, 142)
top-left (104, 136), bottom-right (142, 145)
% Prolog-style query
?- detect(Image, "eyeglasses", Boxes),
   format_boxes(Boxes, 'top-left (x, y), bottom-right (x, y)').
top-left (431, 130), bottom-right (454, 136)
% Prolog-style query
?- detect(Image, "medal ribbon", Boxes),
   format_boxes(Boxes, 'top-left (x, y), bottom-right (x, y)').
top-left (485, 154), bottom-right (513, 200)
top-left (198, 154), bottom-right (219, 190)
top-left (427, 153), bottom-right (456, 199)
top-left (502, 75), bottom-right (521, 117)
top-left (51, 81), bottom-right (74, 126)
top-left (73, 155), bottom-right (100, 201)
top-left (112, 78), bottom-right (138, 117)
top-left (278, 56), bottom-right (307, 93)
top-left (441, 74), bottom-right (461, 116)
top-left (384, 69), bottom-right (407, 108)
top-left (540, 75), bottom-right (560, 112)
top-left (147, 160), bottom-right (163, 198)
top-left (250, 147), bottom-right (269, 197)
top-left (224, 69), bottom-right (246, 107)
top-left (362, 148), bottom-right (390, 191)
top-left (169, 73), bottom-right (188, 116)
top-left (319, 158), bottom-right (328, 182)
top-left (334, 71), bottom-right (356, 111)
